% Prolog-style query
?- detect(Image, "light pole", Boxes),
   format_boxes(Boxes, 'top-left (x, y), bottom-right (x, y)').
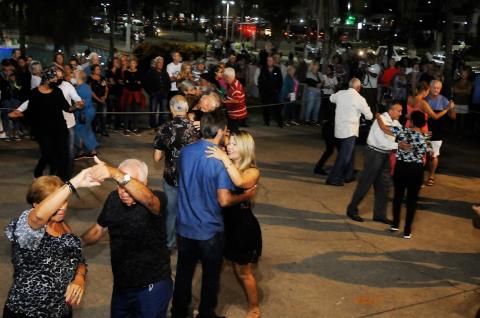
top-left (222, 0), bottom-right (234, 39)
top-left (100, 2), bottom-right (110, 16)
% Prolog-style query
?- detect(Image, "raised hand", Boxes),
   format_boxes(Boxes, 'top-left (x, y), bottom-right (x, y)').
top-left (70, 167), bottom-right (102, 189)
top-left (89, 156), bottom-right (112, 182)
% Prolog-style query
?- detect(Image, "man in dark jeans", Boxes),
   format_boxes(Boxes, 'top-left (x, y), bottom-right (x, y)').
top-left (144, 56), bottom-right (171, 131)
top-left (326, 78), bottom-right (373, 186)
top-left (172, 112), bottom-right (257, 318)
top-left (257, 56), bottom-right (283, 127)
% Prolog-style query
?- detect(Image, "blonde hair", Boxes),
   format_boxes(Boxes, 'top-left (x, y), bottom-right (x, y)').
top-left (26, 176), bottom-right (64, 205)
top-left (231, 131), bottom-right (256, 172)
top-left (181, 62), bottom-right (192, 73)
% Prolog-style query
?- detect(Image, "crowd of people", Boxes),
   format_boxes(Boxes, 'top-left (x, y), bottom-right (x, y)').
top-left (0, 40), bottom-right (478, 318)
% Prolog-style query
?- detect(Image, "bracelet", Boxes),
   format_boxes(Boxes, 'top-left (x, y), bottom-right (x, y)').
top-left (65, 180), bottom-right (80, 198)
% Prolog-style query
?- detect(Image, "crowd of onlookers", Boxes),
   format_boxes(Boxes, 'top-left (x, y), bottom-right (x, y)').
top-left (2, 39), bottom-right (480, 318)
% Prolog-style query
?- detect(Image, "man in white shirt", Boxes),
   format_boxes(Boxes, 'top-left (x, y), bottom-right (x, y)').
top-left (346, 104), bottom-right (407, 222)
top-left (166, 51), bottom-right (183, 99)
top-left (326, 78), bottom-right (373, 186)
top-left (361, 54), bottom-right (381, 113)
top-left (81, 52), bottom-right (100, 77)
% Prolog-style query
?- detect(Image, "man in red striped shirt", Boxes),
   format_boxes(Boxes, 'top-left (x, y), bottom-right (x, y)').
top-left (224, 67), bottom-right (248, 133)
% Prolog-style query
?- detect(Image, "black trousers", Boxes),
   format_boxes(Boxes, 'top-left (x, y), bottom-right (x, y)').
top-left (392, 161), bottom-right (424, 235)
top-left (35, 132), bottom-right (68, 181)
top-left (315, 122), bottom-right (336, 169)
top-left (260, 94), bottom-right (283, 127)
top-left (172, 233), bottom-right (225, 318)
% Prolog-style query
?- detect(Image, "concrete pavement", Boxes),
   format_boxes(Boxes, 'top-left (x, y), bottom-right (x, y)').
top-left (0, 120), bottom-right (479, 317)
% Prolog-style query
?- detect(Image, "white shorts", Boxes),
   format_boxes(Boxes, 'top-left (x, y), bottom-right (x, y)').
top-left (431, 140), bottom-right (443, 158)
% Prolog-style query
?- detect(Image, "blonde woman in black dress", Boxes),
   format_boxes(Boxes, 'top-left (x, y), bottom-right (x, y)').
top-left (206, 130), bottom-right (261, 318)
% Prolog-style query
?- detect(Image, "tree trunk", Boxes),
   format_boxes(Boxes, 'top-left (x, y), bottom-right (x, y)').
top-left (443, 0), bottom-right (454, 97)
top-left (109, 2), bottom-right (115, 59)
top-left (17, 0), bottom-right (26, 55)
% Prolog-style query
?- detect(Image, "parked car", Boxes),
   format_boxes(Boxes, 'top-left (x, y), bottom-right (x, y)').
top-left (375, 45), bottom-right (414, 62)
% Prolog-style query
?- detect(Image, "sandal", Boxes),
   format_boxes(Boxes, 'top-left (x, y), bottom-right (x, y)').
top-left (426, 178), bottom-right (435, 186)
top-left (246, 308), bottom-right (261, 318)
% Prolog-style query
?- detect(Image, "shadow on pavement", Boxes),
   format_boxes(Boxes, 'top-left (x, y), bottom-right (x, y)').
top-left (276, 249), bottom-right (480, 288)
top-left (255, 203), bottom-right (392, 237)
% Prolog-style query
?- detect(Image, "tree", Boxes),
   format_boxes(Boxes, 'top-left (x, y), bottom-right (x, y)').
top-left (25, 0), bottom-right (93, 55)
top-left (258, 0), bottom-right (298, 48)
top-left (0, 0), bottom-right (30, 54)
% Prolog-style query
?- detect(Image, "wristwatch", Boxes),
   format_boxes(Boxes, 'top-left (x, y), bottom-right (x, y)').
top-left (118, 174), bottom-right (131, 187)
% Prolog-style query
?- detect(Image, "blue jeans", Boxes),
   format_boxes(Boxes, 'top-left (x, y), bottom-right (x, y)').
top-left (75, 107), bottom-right (99, 153)
top-left (172, 232), bottom-right (225, 318)
top-left (149, 92), bottom-right (169, 128)
top-left (327, 136), bottom-right (357, 184)
top-left (163, 180), bottom-right (178, 249)
top-left (66, 127), bottom-right (75, 179)
top-left (111, 279), bottom-right (173, 318)
top-left (303, 88), bottom-right (321, 122)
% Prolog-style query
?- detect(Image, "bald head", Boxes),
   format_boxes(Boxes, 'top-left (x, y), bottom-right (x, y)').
top-left (349, 78), bottom-right (362, 91)
top-left (388, 103), bottom-right (403, 121)
top-left (429, 80), bottom-right (443, 97)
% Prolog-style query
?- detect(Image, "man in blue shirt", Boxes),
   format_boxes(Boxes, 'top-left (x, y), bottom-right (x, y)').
top-left (424, 80), bottom-right (455, 186)
top-left (172, 111), bottom-right (257, 318)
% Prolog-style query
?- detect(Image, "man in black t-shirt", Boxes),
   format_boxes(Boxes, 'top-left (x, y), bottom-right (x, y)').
top-left (81, 157), bottom-right (172, 318)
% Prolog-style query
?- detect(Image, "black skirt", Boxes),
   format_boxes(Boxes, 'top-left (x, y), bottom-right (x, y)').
top-left (222, 201), bottom-right (262, 265)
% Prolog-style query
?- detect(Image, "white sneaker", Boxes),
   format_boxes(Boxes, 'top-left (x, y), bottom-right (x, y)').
top-left (0, 131), bottom-right (7, 140)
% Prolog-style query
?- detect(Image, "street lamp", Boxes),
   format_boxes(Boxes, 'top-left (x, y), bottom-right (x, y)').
top-left (100, 2), bottom-right (110, 16)
top-left (222, 0), bottom-right (234, 39)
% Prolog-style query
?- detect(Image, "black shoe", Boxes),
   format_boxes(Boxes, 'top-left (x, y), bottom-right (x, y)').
top-left (347, 213), bottom-right (364, 222)
top-left (373, 218), bottom-right (393, 225)
top-left (314, 166), bottom-right (328, 175)
top-left (325, 180), bottom-right (344, 186)
top-left (345, 177), bottom-right (356, 183)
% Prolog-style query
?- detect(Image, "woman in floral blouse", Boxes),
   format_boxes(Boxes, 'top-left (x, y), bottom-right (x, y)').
top-left (3, 168), bottom-right (99, 318)
top-left (376, 110), bottom-right (432, 239)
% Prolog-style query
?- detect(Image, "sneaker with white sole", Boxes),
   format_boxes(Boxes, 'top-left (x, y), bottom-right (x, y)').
top-left (403, 233), bottom-right (411, 239)
top-left (389, 226), bottom-right (399, 232)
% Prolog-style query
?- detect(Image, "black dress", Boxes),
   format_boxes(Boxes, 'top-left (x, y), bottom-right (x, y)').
top-left (222, 191), bottom-right (262, 265)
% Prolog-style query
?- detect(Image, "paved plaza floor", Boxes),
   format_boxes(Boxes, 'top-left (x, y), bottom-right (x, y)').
top-left (1, 122), bottom-right (479, 317)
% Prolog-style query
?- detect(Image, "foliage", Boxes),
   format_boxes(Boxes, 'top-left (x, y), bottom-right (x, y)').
top-left (25, 0), bottom-right (93, 51)
top-left (133, 41), bottom-right (205, 70)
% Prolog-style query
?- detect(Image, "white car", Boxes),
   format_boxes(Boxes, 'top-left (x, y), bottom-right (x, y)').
top-left (375, 45), bottom-right (413, 62)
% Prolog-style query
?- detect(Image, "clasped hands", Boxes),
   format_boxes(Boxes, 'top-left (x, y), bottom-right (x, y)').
top-left (69, 156), bottom-right (116, 189)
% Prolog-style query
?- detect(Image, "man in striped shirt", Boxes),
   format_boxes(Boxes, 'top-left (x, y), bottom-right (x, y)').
top-left (223, 67), bottom-right (247, 133)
